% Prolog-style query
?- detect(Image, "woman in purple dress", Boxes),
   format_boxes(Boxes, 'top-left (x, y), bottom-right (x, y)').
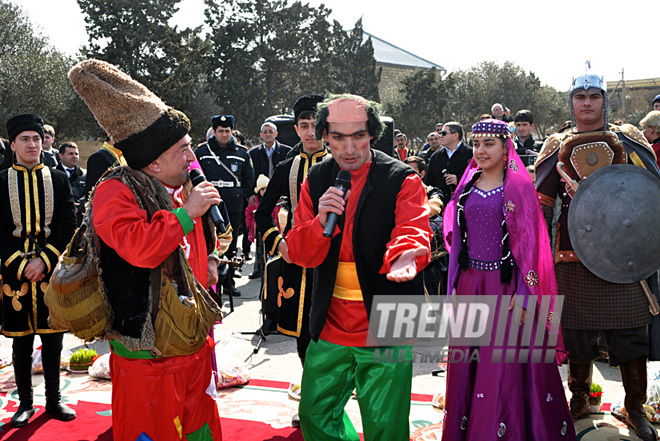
top-left (441, 119), bottom-right (575, 440)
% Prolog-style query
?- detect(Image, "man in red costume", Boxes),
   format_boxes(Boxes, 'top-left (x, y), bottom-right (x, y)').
top-left (69, 59), bottom-right (225, 441)
top-left (286, 94), bottom-right (432, 441)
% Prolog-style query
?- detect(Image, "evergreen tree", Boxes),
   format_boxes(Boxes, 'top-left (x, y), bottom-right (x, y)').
top-left (0, 1), bottom-right (81, 139)
top-left (330, 18), bottom-right (381, 101)
top-left (77, 0), bottom-right (216, 140)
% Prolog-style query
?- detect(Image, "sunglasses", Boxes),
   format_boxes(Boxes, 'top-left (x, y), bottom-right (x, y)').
top-left (440, 131), bottom-right (452, 136)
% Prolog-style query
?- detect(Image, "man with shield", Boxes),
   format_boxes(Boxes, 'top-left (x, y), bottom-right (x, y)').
top-left (535, 73), bottom-right (660, 440)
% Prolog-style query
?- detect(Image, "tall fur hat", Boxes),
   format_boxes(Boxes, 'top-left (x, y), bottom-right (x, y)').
top-left (68, 59), bottom-right (190, 169)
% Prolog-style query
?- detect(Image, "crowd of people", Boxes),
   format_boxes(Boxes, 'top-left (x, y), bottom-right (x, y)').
top-left (1, 57), bottom-right (660, 441)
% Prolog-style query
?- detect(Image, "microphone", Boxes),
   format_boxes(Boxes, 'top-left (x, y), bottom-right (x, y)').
top-left (189, 168), bottom-right (227, 234)
top-left (323, 170), bottom-right (352, 238)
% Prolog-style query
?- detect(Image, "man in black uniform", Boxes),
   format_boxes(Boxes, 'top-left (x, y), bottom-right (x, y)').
top-left (255, 94), bottom-right (327, 427)
top-left (195, 115), bottom-right (254, 295)
top-left (0, 114), bottom-right (77, 427)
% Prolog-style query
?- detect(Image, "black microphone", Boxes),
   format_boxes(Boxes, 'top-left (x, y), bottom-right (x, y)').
top-left (323, 170), bottom-right (352, 238)
top-left (189, 168), bottom-right (227, 234)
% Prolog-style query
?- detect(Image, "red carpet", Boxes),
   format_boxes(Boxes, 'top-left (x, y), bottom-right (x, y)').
top-left (0, 401), bottom-right (113, 440)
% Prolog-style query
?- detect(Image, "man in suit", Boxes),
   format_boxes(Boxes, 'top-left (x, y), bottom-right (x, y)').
top-left (56, 142), bottom-right (87, 226)
top-left (247, 122), bottom-right (291, 278)
top-left (425, 121), bottom-right (472, 204)
top-left (40, 124), bottom-right (59, 167)
top-left (248, 122), bottom-right (292, 180)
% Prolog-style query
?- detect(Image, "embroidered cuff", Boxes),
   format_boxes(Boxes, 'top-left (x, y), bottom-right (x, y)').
top-left (172, 208), bottom-right (195, 235)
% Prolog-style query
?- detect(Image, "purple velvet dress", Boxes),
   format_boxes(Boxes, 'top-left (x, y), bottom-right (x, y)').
top-left (441, 186), bottom-right (575, 441)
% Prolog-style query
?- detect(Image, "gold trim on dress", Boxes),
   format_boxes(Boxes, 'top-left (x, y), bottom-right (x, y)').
top-left (270, 236), bottom-right (282, 257)
top-left (263, 227), bottom-right (280, 243)
top-left (4, 250), bottom-right (21, 268)
top-left (32, 167), bottom-right (41, 235)
top-left (45, 243), bottom-right (61, 258)
top-left (41, 166), bottom-right (54, 237)
top-left (17, 258), bottom-right (28, 281)
top-left (23, 167), bottom-right (31, 236)
top-left (629, 151), bottom-right (646, 169)
top-left (8, 167), bottom-right (23, 237)
top-left (40, 252), bottom-right (52, 273)
top-left (289, 155), bottom-right (302, 225)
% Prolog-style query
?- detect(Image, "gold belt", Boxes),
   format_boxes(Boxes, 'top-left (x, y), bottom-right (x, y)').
top-left (333, 262), bottom-right (363, 301)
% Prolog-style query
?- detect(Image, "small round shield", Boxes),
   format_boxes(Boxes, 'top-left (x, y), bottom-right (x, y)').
top-left (568, 164), bottom-right (660, 284)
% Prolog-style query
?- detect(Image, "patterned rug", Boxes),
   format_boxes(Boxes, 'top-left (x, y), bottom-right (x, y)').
top-left (0, 365), bottom-right (651, 440)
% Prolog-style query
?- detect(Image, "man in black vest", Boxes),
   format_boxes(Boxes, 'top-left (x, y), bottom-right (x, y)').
top-left (285, 94), bottom-right (432, 441)
top-left (195, 115), bottom-right (254, 294)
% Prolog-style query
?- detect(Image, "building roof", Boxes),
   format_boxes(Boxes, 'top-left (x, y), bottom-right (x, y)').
top-left (607, 77), bottom-right (660, 92)
top-left (363, 32), bottom-right (445, 72)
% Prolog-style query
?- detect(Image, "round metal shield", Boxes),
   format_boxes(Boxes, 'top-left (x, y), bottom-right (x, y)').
top-left (568, 164), bottom-right (660, 284)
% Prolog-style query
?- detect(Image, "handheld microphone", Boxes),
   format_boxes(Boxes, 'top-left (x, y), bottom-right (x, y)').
top-left (189, 168), bottom-right (227, 234)
top-left (323, 170), bottom-right (352, 238)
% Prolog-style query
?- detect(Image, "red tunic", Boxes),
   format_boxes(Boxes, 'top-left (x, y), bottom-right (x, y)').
top-left (286, 161), bottom-right (431, 346)
top-left (93, 179), bottom-right (209, 283)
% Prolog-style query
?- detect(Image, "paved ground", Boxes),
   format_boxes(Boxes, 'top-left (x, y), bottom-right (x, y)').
top-left (0, 250), bottom-right (631, 404)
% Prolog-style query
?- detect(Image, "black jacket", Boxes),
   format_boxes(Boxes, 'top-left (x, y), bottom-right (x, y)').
top-left (248, 141), bottom-right (292, 183)
top-left (425, 142), bottom-right (472, 204)
top-left (40, 149), bottom-right (59, 168)
top-left (56, 162), bottom-right (87, 225)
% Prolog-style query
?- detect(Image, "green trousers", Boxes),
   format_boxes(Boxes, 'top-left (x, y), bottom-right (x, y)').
top-left (299, 339), bottom-right (412, 441)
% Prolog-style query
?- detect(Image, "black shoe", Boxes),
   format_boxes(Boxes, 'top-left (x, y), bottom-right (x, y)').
top-left (291, 413), bottom-right (300, 428)
top-left (223, 286), bottom-right (241, 297)
top-left (46, 401), bottom-right (76, 421)
top-left (242, 253), bottom-right (251, 261)
top-left (11, 404), bottom-right (35, 427)
top-left (248, 268), bottom-right (262, 279)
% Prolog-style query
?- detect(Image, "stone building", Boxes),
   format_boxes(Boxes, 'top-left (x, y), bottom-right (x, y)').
top-left (364, 32), bottom-right (445, 101)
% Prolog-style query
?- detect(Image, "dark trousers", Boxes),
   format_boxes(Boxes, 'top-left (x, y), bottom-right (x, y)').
top-left (13, 332), bottom-right (65, 404)
top-left (563, 326), bottom-right (648, 366)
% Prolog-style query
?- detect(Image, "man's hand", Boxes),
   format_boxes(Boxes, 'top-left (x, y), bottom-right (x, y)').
top-left (183, 181), bottom-right (222, 220)
top-left (207, 255), bottom-right (220, 288)
top-left (444, 173), bottom-right (458, 186)
top-left (24, 258), bottom-right (46, 282)
top-left (278, 239), bottom-right (292, 264)
top-left (386, 247), bottom-right (428, 283)
top-left (318, 187), bottom-right (350, 228)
